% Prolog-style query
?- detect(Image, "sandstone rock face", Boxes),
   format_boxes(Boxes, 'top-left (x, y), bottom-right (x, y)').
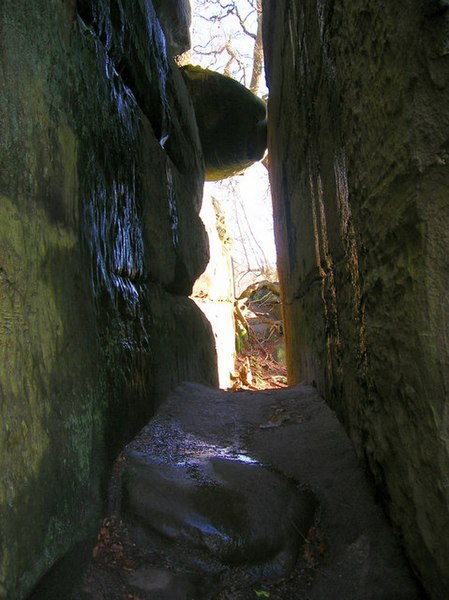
top-left (0, 1), bottom-right (216, 598)
top-left (263, 1), bottom-right (449, 598)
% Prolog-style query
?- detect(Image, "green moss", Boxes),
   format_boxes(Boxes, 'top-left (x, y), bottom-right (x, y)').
top-left (1, 196), bottom-right (65, 487)
top-left (0, 191), bottom-right (108, 597)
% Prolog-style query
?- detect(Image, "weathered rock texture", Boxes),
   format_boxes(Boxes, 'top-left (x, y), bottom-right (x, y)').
top-left (121, 385), bottom-right (316, 583)
top-left (264, 1), bottom-right (449, 598)
top-left (0, 1), bottom-right (217, 598)
top-left (116, 384), bottom-right (419, 599)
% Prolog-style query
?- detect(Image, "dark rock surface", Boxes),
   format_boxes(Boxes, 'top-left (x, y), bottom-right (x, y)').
top-left (64, 383), bottom-right (421, 600)
top-left (152, 0), bottom-right (192, 56)
top-left (181, 65), bottom-right (267, 180)
top-left (263, 1), bottom-right (449, 597)
top-left (123, 433), bottom-right (316, 576)
top-left (126, 565), bottom-right (199, 599)
top-left (0, 2), bottom-right (216, 598)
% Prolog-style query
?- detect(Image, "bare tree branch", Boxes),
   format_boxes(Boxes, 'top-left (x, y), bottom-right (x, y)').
top-left (231, 3), bottom-right (257, 40)
top-left (224, 41), bottom-right (248, 84)
top-left (192, 0), bottom-right (264, 91)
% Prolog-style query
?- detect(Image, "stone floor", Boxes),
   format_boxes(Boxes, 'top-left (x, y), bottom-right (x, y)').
top-left (31, 383), bottom-right (425, 599)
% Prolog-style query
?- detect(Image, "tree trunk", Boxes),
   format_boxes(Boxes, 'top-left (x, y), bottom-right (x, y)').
top-left (249, 0), bottom-right (263, 94)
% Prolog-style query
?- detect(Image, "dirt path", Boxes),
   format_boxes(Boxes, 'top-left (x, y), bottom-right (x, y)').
top-left (31, 383), bottom-right (424, 600)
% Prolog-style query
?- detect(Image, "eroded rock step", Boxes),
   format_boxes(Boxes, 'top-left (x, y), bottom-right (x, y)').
top-left (118, 387), bottom-right (315, 599)
top-left (112, 383), bottom-right (422, 600)
top-left (61, 383), bottom-right (423, 599)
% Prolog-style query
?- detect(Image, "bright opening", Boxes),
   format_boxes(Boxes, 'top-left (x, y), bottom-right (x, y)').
top-left (189, 0), bottom-right (286, 390)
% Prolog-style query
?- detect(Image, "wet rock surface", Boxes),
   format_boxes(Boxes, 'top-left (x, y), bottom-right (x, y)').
top-left (48, 383), bottom-right (423, 599)
top-left (152, 0), bottom-right (192, 56)
top-left (123, 439), bottom-right (316, 575)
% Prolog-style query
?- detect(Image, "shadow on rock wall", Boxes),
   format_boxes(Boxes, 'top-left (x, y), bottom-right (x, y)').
top-left (0, 1), bottom-right (217, 598)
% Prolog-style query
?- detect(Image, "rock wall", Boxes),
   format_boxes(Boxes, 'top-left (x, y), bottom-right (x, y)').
top-left (263, 1), bottom-right (449, 598)
top-left (0, 1), bottom-right (217, 598)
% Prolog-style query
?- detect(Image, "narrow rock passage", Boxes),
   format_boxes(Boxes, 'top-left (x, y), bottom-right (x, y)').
top-left (69, 384), bottom-right (422, 599)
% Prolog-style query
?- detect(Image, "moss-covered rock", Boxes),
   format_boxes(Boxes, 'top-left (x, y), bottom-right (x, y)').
top-left (181, 65), bottom-right (267, 180)
top-left (0, 1), bottom-right (216, 598)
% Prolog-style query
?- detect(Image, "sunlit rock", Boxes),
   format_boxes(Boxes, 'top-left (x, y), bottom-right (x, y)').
top-left (192, 194), bottom-right (235, 389)
top-left (180, 65), bottom-right (267, 180)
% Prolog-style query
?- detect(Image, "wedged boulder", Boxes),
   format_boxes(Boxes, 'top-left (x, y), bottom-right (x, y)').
top-left (180, 65), bottom-right (267, 180)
